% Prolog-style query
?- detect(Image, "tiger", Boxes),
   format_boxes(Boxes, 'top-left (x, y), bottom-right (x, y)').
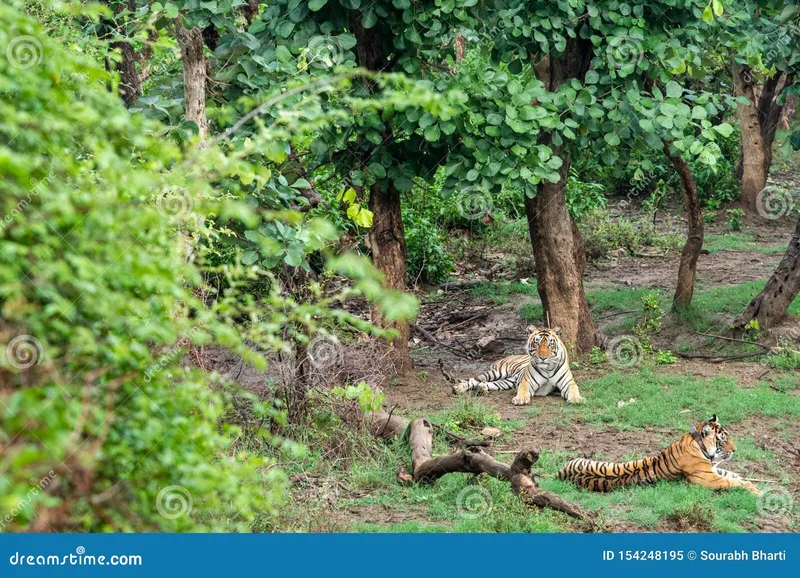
top-left (557, 415), bottom-right (762, 495)
top-left (452, 326), bottom-right (585, 405)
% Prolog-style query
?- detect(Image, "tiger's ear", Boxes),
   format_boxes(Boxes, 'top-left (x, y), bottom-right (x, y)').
top-left (526, 325), bottom-right (538, 334)
top-left (708, 414), bottom-right (718, 423)
top-left (701, 424), bottom-right (712, 435)
top-left (553, 326), bottom-right (562, 336)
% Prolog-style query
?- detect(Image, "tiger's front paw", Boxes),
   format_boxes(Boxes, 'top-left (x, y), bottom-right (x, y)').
top-left (511, 394), bottom-right (531, 406)
top-left (452, 380), bottom-right (470, 394)
top-left (476, 383), bottom-right (489, 395)
top-left (567, 394), bottom-right (586, 404)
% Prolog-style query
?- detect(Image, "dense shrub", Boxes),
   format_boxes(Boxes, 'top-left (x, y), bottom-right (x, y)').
top-left (403, 209), bottom-right (455, 285)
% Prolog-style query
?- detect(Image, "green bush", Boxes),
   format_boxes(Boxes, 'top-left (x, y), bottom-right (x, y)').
top-left (404, 208), bottom-right (455, 285)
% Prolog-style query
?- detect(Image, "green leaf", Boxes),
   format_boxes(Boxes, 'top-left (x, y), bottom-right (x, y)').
top-left (423, 124), bottom-right (441, 142)
top-left (712, 123), bottom-right (734, 138)
top-left (665, 81), bottom-right (682, 99)
top-left (701, 3), bottom-right (713, 22)
top-left (585, 70), bottom-right (600, 84)
top-left (604, 133), bottom-right (621, 146)
top-left (308, 0), bottom-right (328, 11)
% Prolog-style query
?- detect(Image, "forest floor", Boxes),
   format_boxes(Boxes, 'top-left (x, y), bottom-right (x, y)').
top-left (268, 183), bottom-right (800, 534)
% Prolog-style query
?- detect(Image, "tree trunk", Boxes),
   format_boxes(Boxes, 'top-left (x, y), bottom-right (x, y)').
top-left (103, 0), bottom-right (141, 106)
top-left (663, 140), bottom-right (703, 309)
top-left (733, 216), bottom-right (800, 330)
top-left (350, 10), bottom-right (412, 370)
top-left (733, 65), bottom-right (789, 212)
top-left (367, 182), bottom-right (412, 371)
top-left (527, 41), bottom-right (599, 354)
top-left (174, 17), bottom-right (208, 137)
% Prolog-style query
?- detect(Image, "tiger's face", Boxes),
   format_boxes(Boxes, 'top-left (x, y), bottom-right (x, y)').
top-left (698, 415), bottom-right (736, 463)
top-left (525, 326), bottom-right (562, 366)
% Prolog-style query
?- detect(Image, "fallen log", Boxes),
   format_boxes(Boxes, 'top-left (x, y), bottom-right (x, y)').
top-left (407, 418), bottom-right (596, 525)
top-left (368, 411), bottom-right (408, 440)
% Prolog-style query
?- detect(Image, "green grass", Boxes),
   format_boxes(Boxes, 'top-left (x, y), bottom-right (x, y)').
top-left (572, 280), bottom-right (800, 335)
top-left (565, 368), bottom-right (800, 430)
top-left (470, 280), bottom-right (538, 305)
top-left (704, 233), bottom-right (785, 255)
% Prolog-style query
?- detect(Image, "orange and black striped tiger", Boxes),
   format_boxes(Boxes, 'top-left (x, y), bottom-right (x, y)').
top-left (558, 415), bottom-right (761, 495)
top-left (453, 326), bottom-right (584, 405)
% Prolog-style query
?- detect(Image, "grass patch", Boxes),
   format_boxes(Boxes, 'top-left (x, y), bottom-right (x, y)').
top-left (564, 368), bottom-right (800, 430)
top-left (470, 281), bottom-right (538, 305)
top-left (704, 233), bottom-right (785, 255)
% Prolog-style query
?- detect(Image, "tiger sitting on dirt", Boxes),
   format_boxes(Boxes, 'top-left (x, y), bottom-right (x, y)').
top-left (558, 415), bottom-right (762, 495)
top-left (452, 326), bottom-right (585, 405)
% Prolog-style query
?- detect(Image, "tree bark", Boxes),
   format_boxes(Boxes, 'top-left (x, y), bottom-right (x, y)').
top-left (102, 1), bottom-right (142, 106)
top-left (663, 140), bottom-right (703, 309)
top-left (527, 40), bottom-right (599, 354)
top-left (733, 216), bottom-right (800, 330)
top-left (733, 65), bottom-right (789, 212)
top-left (367, 182), bottom-right (412, 371)
top-left (174, 17), bottom-right (208, 137)
top-left (349, 10), bottom-right (412, 370)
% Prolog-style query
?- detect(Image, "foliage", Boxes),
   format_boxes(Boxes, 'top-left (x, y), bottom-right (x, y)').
top-left (332, 381), bottom-right (386, 413)
top-left (404, 208), bottom-right (455, 285)
top-left (726, 208), bottom-right (745, 231)
top-left (0, 1), bottom-right (420, 532)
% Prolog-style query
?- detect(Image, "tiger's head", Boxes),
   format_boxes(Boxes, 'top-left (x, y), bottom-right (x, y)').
top-left (525, 326), bottom-right (563, 367)
top-left (695, 415), bottom-right (736, 463)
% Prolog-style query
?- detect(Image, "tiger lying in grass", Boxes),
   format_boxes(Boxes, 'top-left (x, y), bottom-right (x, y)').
top-left (558, 415), bottom-right (761, 495)
top-left (452, 326), bottom-right (584, 405)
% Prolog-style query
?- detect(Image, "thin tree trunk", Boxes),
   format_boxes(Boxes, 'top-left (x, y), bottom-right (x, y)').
top-left (367, 182), bottom-right (412, 371)
top-left (350, 10), bottom-right (412, 370)
top-left (103, 0), bottom-right (141, 106)
top-left (733, 216), bottom-right (800, 330)
top-left (527, 41), bottom-right (599, 354)
top-left (734, 65), bottom-right (769, 211)
top-left (663, 141), bottom-right (703, 309)
top-left (733, 65), bottom-right (789, 212)
top-left (174, 17), bottom-right (208, 137)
